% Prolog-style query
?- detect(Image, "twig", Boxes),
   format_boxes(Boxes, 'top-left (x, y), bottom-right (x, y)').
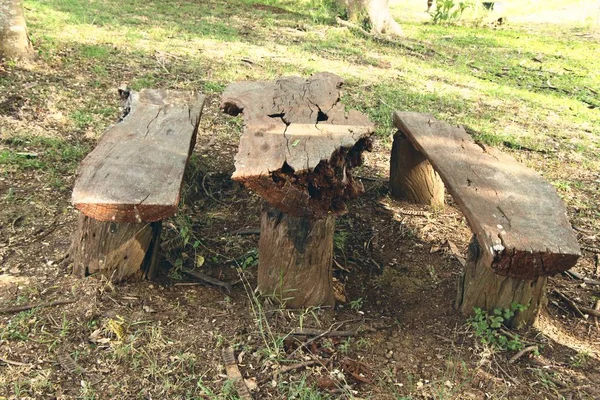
top-left (553, 290), bottom-right (586, 318)
top-left (498, 328), bottom-right (538, 346)
top-left (582, 245), bottom-right (600, 254)
top-left (553, 290), bottom-right (600, 318)
top-left (563, 270), bottom-right (600, 285)
top-left (0, 357), bottom-right (31, 366)
top-left (233, 229), bottom-right (260, 236)
top-left (280, 360), bottom-right (319, 374)
top-left (180, 267), bottom-right (234, 292)
top-left (356, 175), bottom-right (385, 182)
top-left (289, 322), bottom-right (344, 357)
top-left (573, 225), bottom-right (594, 235)
top-left (222, 347), bottom-right (252, 400)
top-left (0, 299), bottom-right (76, 314)
top-left (509, 345), bottom-right (539, 364)
top-left (594, 300), bottom-right (600, 330)
top-left (290, 327), bottom-right (356, 337)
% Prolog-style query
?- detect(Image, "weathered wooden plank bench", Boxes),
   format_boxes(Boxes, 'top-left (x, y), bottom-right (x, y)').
top-left (389, 111), bottom-right (581, 327)
top-left (67, 89), bottom-right (205, 282)
top-left (221, 73), bottom-right (374, 308)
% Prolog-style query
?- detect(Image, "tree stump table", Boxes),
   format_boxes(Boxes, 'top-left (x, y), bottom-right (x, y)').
top-left (68, 89), bottom-right (205, 282)
top-left (221, 72), bottom-right (374, 308)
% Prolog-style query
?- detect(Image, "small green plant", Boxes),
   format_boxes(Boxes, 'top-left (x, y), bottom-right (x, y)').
top-left (469, 303), bottom-right (527, 351)
top-left (240, 249), bottom-right (258, 269)
top-left (349, 297), bottom-right (363, 311)
top-left (430, 0), bottom-right (473, 24)
top-left (570, 351), bottom-right (590, 367)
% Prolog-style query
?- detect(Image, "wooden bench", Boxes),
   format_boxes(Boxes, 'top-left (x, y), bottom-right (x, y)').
top-left (389, 111), bottom-right (581, 327)
top-left (67, 89), bottom-right (205, 282)
top-left (221, 73), bottom-right (374, 308)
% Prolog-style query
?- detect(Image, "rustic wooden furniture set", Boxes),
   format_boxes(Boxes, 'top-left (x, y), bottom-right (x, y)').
top-left (67, 74), bottom-right (580, 327)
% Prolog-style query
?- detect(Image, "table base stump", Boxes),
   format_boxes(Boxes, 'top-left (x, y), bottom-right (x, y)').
top-left (68, 214), bottom-right (162, 282)
top-left (390, 132), bottom-right (445, 208)
top-left (258, 202), bottom-right (335, 308)
top-left (456, 236), bottom-right (548, 328)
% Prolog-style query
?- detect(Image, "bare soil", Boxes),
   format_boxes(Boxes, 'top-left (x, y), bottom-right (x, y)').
top-left (1, 90), bottom-right (599, 399)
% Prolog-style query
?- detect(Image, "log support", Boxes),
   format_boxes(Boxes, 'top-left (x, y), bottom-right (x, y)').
top-left (258, 202), bottom-right (335, 308)
top-left (389, 132), bottom-right (445, 208)
top-left (456, 236), bottom-right (547, 328)
top-left (69, 214), bottom-right (162, 282)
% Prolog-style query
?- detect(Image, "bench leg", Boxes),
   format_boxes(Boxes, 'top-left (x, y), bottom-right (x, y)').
top-left (389, 131), bottom-right (445, 208)
top-left (258, 202), bottom-right (335, 308)
top-left (456, 236), bottom-right (547, 328)
top-left (68, 214), bottom-right (162, 282)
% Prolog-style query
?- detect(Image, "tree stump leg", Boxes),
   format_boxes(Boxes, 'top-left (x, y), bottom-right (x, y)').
top-left (69, 214), bottom-right (162, 282)
top-left (258, 202), bottom-right (335, 308)
top-left (456, 236), bottom-right (547, 328)
top-left (390, 132), bottom-right (445, 208)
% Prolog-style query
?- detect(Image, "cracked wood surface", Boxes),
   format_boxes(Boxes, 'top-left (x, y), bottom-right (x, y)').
top-left (393, 111), bottom-right (580, 279)
top-left (221, 72), bottom-right (374, 218)
top-left (72, 90), bottom-right (205, 222)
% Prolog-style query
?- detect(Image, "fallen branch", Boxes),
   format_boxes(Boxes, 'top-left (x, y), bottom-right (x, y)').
top-left (222, 347), bottom-right (252, 400)
top-left (509, 345), bottom-right (539, 364)
top-left (180, 267), bottom-right (235, 292)
top-left (0, 299), bottom-right (76, 314)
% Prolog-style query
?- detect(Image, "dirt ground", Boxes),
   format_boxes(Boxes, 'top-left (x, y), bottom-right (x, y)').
top-left (1, 89), bottom-right (600, 399)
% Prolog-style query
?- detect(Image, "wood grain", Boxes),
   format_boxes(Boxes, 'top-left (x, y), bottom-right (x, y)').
top-left (72, 90), bottom-right (205, 222)
top-left (393, 111), bottom-right (580, 279)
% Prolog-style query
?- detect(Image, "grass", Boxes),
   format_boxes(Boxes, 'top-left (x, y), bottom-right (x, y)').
top-left (1, 0), bottom-right (600, 398)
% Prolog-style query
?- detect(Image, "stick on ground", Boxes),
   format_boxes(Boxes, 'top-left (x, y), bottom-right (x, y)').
top-left (509, 345), bottom-right (539, 364)
top-left (0, 299), bottom-right (76, 314)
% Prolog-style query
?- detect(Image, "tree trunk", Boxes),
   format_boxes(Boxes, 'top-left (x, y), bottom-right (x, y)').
top-left (389, 132), bottom-right (445, 208)
top-left (339, 0), bottom-right (403, 35)
top-left (68, 214), bottom-right (162, 282)
top-left (456, 236), bottom-right (548, 328)
top-left (0, 0), bottom-right (34, 60)
top-left (258, 202), bottom-right (336, 308)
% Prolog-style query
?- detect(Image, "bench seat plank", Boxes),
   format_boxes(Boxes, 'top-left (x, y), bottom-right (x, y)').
top-left (72, 90), bottom-right (205, 223)
top-left (393, 111), bottom-right (580, 279)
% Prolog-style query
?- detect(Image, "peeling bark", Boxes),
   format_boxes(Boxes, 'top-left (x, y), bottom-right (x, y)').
top-left (0, 0), bottom-right (34, 60)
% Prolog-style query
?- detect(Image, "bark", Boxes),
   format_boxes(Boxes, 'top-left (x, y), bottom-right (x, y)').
top-left (338, 0), bottom-right (403, 36)
top-left (389, 132), bottom-right (445, 208)
top-left (69, 214), bottom-right (162, 282)
top-left (0, 0), bottom-right (34, 60)
top-left (258, 202), bottom-right (336, 308)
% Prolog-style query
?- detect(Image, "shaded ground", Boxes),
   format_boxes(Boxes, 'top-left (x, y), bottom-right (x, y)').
top-left (1, 0), bottom-right (600, 399)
